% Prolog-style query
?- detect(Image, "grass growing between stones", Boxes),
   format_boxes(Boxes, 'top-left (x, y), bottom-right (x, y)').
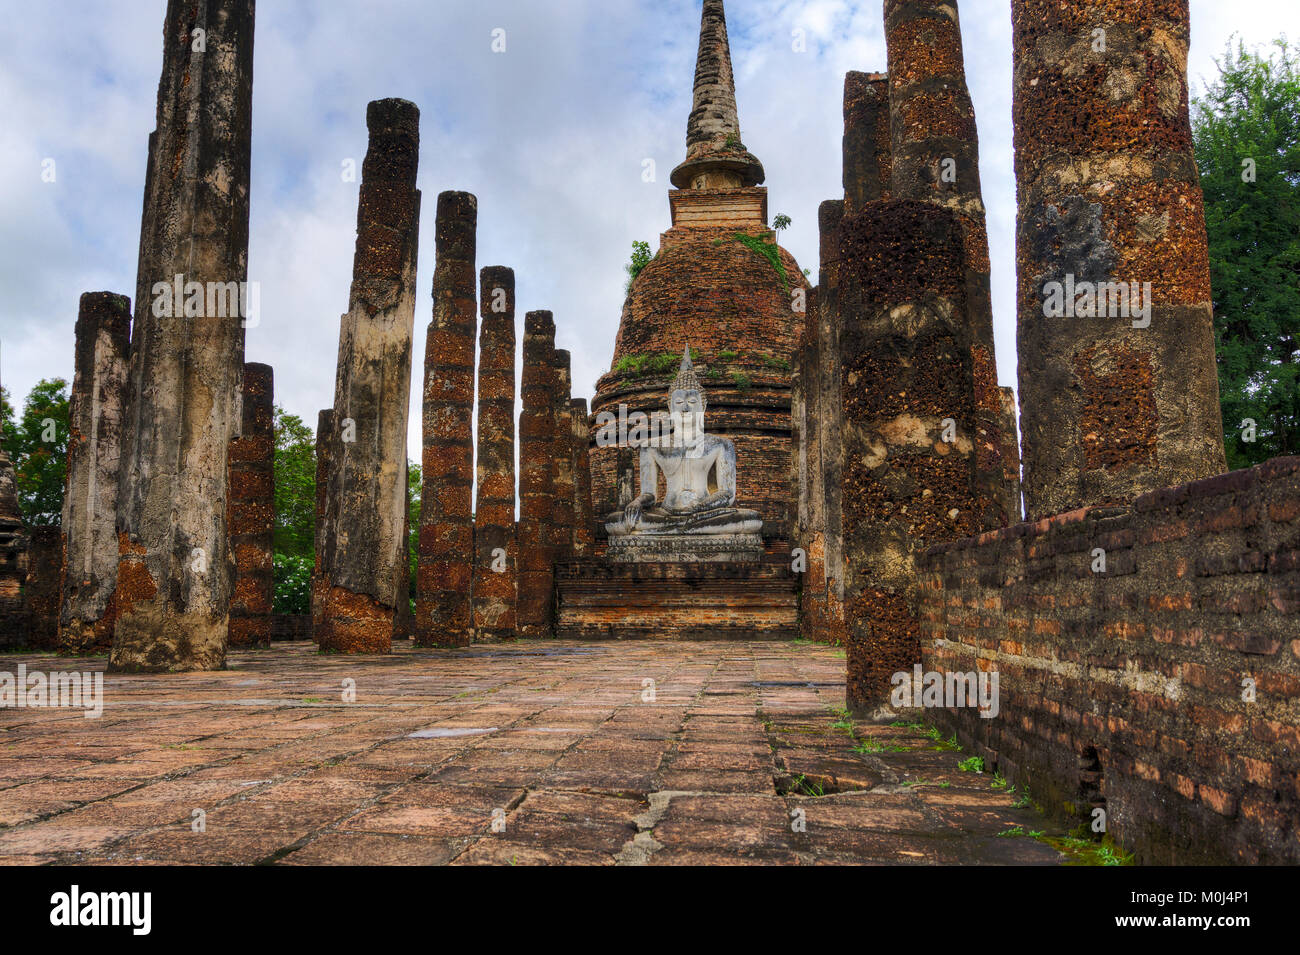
top-left (732, 232), bottom-right (790, 292)
top-left (1037, 832), bottom-right (1135, 867)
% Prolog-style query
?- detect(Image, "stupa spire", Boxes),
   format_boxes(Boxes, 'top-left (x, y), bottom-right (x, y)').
top-left (670, 0), bottom-right (765, 190)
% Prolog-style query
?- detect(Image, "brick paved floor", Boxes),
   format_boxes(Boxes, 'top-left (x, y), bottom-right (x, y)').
top-left (0, 641), bottom-right (1066, 865)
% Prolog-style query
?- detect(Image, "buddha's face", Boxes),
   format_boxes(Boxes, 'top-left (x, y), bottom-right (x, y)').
top-left (669, 389), bottom-right (705, 446)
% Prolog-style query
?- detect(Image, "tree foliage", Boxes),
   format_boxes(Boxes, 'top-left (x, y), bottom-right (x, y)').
top-left (625, 239), bottom-right (653, 292)
top-left (1, 378), bottom-right (70, 525)
top-left (1193, 37), bottom-right (1300, 469)
top-left (273, 405), bottom-right (316, 559)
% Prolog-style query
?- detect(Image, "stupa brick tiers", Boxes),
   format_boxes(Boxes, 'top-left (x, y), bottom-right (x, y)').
top-left (666, 188), bottom-right (767, 233)
top-left (316, 98), bottom-right (421, 655)
top-left (517, 310), bottom-right (559, 639)
top-left (591, 369), bottom-right (797, 535)
top-left (111, 0), bottom-right (255, 673)
top-left (227, 362), bottom-right (274, 648)
top-left (471, 266), bottom-right (517, 641)
top-left (555, 558), bottom-right (798, 640)
top-left (592, 0), bottom-right (806, 540)
top-left (59, 291), bottom-right (130, 654)
top-left (416, 191), bottom-right (477, 648)
top-left (591, 231), bottom-right (808, 533)
top-left (1012, 0), bottom-right (1226, 520)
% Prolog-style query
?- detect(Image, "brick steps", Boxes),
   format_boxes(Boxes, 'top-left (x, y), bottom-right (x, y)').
top-left (554, 557), bottom-right (798, 640)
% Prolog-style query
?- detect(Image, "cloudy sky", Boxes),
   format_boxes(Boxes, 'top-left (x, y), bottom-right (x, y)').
top-left (1, 0), bottom-right (1295, 458)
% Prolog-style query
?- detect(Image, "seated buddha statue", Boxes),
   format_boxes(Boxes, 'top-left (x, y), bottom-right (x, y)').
top-left (605, 348), bottom-right (763, 552)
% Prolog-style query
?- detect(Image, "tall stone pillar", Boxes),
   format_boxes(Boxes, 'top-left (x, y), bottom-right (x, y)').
top-left (517, 311), bottom-right (557, 639)
top-left (816, 200), bottom-right (847, 643)
top-left (394, 472), bottom-right (414, 641)
top-left (472, 266), bottom-right (516, 641)
top-left (24, 528), bottom-right (62, 650)
top-left (414, 191), bottom-right (477, 647)
top-left (311, 408), bottom-right (334, 636)
top-left (843, 71), bottom-right (891, 213)
top-left (59, 292), bottom-right (130, 654)
top-left (839, 200), bottom-right (988, 714)
top-left (1013, 0), bottom-right (1226, 519)
top-left (550, 349), bottom-right (576, 562)
top-left (886, 0), bottom-right (1007, 530)
top-left (111, 0), bottom-right (255, 673)
top-left (227, 363), bottom-right (273, 648)
top-left (569, 399), bottom-right (595, 558)
top-left (998, 387), bottom-right (1023, 522)
top-left (317, 98), bottom-right (421, 654)
top-left (793, 283), bottom-right (824, 642)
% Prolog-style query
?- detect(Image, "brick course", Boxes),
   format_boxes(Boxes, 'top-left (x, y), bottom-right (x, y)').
top-left (919, 456), bottom-right (1300, 864)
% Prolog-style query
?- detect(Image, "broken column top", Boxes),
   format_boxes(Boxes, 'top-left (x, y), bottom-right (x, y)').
top-left (363, 98), bottom-right (420, 184)
top-left (670, 0), bottom-right (765, 189)
top-left (76, 292), bottom-right (131, 340)
top-left (435, 191), bottom-right (478, 256)
top-left (525, 310), bottom-right (556, 336)
top-left (480, 266), bottom-right (515, 308)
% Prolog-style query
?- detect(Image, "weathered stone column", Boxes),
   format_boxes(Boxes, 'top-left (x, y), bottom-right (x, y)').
top-left (843, 71), bottom-right (891, 213)
top-left (569, 399), bottom-right (595, 558)
top-left (413, 191), bottom-right (476, 647)
top-left (550, 349), bottom-right (576, 562)
top-left (839, 200), bottom-right (988, 714)
top-left (227, 362), bottom-right (273, 648)
top-left (311, 408), bottom-right (334, 635)
top-left (885, 0), bottom-right (1007, 532)
top-left (1013, 0), bottom-right (1226, 519)
top-left (816, 200), bottom-right (848, 645)
top-left (517, 311), bottom-right (557, 639)
top-left (793, 285), bottom-right (825, 642)
top-left (999, 387), bottom-right (1023, 522)
top-left (24, 527), bottom-right (62, 650)
top-left (317, 98), bottom-right (421, 654)
top-left (394, 472), bottom-right (414, 641)
top-left (59, 292), bottom-right (130, 654)
top-left (111, 0), bottom-right (255, 673)
top-left (472, 266), bottom-right (516, 641)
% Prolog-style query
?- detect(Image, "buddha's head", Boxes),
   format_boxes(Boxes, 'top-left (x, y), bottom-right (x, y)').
top-left (668, 345), bottom-right (707, 447)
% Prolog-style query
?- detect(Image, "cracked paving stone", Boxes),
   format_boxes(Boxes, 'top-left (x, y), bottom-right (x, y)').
top-left (0, 640), bottom-right (1069, 865)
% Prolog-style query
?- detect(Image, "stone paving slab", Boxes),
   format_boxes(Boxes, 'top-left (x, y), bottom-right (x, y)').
top-left (0, 641), bottom-right (1067, 865)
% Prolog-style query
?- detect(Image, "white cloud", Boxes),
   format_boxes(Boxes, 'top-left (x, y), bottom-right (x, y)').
top-left (0, 0), bottom-right (1294, 463)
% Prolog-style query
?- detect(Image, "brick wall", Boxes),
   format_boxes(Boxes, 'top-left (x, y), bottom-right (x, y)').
top-left (918, 456), bottom-right (1300, 864)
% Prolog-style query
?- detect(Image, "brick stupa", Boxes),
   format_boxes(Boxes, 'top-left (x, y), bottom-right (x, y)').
top-left (588, 0), bottom-right (808, 540)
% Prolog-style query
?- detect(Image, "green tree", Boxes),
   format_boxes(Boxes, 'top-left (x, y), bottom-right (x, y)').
top-left (1, 378), bottom-right (70, 525)
top-left (625, 240), bottom-right (653, 292)
top-left (272, 405), bottom-right (317, 559)
top-left (0, 387), bottom-right (14, 435)
top-left (1193, 37), bottom-right (1300, 469)
top-left (273, 553), bottom-right (313, 616)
